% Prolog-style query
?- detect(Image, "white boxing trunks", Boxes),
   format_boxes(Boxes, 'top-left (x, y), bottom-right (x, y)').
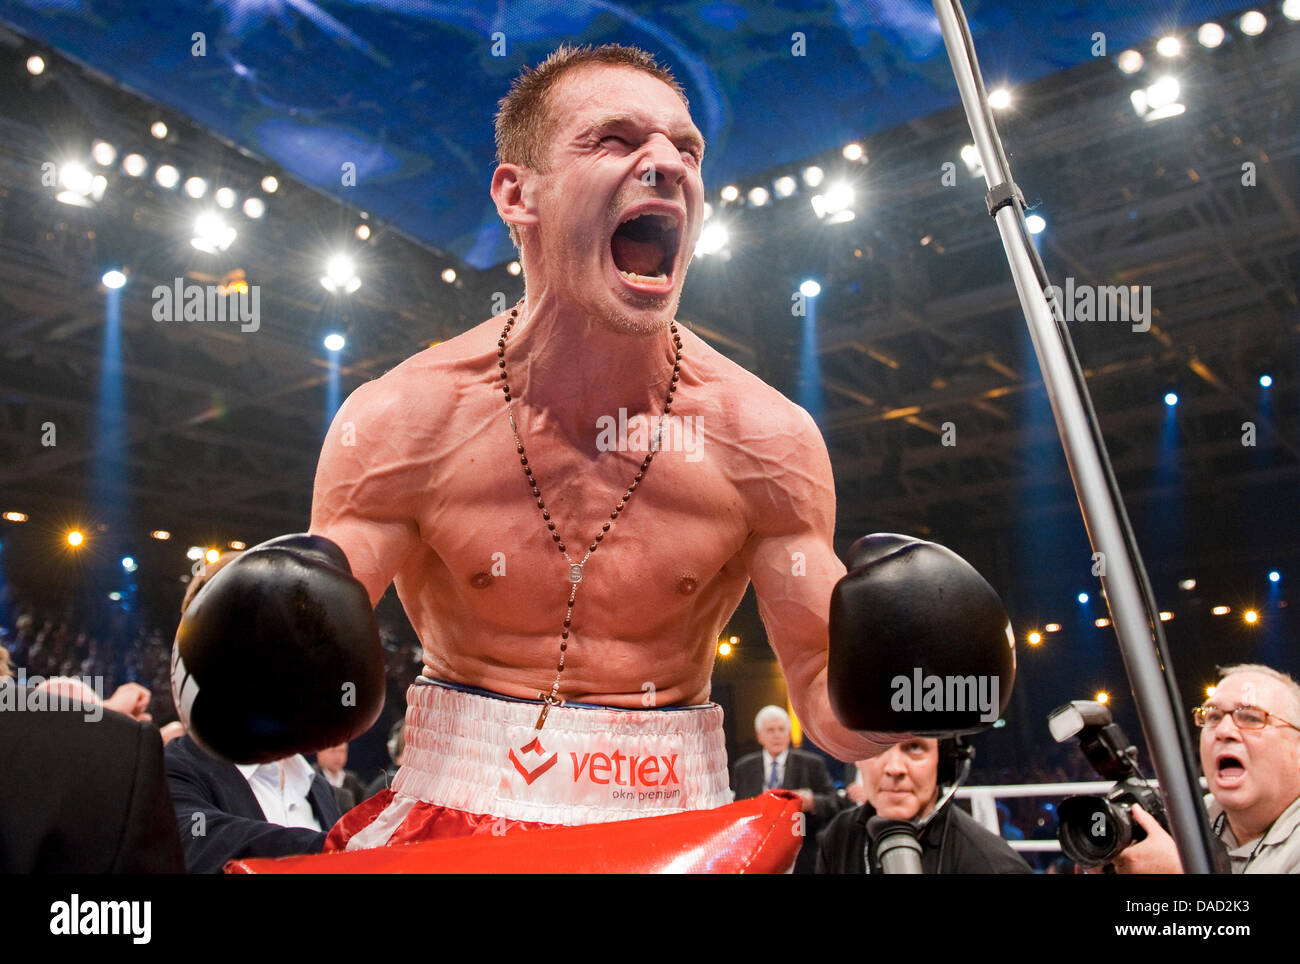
top-left (329, 677), bottom-right (732, 852)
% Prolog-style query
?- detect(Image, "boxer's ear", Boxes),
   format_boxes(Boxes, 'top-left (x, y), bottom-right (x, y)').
top-left (491, 164), bottom-right (540, 236)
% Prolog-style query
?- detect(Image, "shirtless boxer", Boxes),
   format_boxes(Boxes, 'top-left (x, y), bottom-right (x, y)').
top-left (174, 44), bottom-right (1013, 851)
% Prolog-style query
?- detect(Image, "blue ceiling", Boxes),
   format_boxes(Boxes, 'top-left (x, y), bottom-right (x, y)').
top-left (2, 0), bottom-right (1245, 267)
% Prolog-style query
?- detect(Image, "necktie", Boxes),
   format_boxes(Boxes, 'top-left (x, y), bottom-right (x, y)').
top-left (767, 757), bottom-right (781, 789)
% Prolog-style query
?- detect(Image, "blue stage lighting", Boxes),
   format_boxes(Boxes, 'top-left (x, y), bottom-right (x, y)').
top-left (323, 333), bottom-right (345, 352)
top-left (1164, 392), bottom-right (1178, 406)
top-left (1269, 570), bottom-right (1280, 583)
top-left (1259, 374), bottom-right (1272, 388)
top-left (799, 279), bottom-right (821, 298)
top-left (1077, 592), bottom-right (1089, 604)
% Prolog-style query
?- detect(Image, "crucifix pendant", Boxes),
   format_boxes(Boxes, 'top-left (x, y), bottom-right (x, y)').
top-left (535, 692), bottom-right (564, 730)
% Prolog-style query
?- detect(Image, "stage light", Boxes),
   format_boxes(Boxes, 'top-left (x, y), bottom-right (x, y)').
top-left (203, 548), bottom-right (220, 564)
top-left (729, 636), bottom-right (739, 645)
top-left (1197, 23), bottom-right (1226, 48)
top-left (1164, 392), bottom-right (1178, 406)
top-left (717, 641), bottom-right (732, 656)
top-left (988, 87), bottom-right (1012, 110)
top-left (122, 153), bottom-right (147, 177)
top-left (1205, 685), bottom-right (1216, 698)
top-left (321, 255), bottom-right (361, 294)
top-left (1244, 609), bottom-right (1259, 624)
top-left (1044, 623), bottom-right (1061, 633)
top-left (1117, 50), bottom-right (1144, 74)
top-left (191, 213), bottom-right (236, 254)
top-left (186, 546), bottom-right (203, 560)
top-left (57, 162), bottom-right (104, 207)
top-left (1239, 10), bottom-right (1267, 35)
top-left (1027, 631), bottom-right (1042, 645)
top-left (1096, 691), bottom-right (1109, 704)
top-left (773, 175), bottom-right (797, 198)
top-left (799, 279), bottom-right (821, 298)
top-left (1212, 605), bottom-right (1230, 615)
top-left (154, 164), bottom-right (180, 189)
top-left (1078, 592), bottom-right (1090, 604)
top-left (323, 333), bottom-right (346, 352)
top-left (91, 140), bottom-right (117, 166)
top-left (241, 197), bottom-right (265, 219)
top-left (960, 144), bottom-right (984, 177)
top-left (1286, 0), bottom-right (1300, 22)
top-left (1156, 36), bottom-right (1182, 57)
top-left (184, 176), bottom-right (208, 199)
top-left (1095, 617), bottom-right (1111, 628)
top-left (441, 268), bottom-right (457, 283)
top-left (108, 592), bottom-right (122, 601)
top-left (66, 530), bottom-right (84, 547)
top-left (150, 121), bottom-right (168, 140)
top-left (121, 556), bottom-right (136, 572)
top-left (719, 184), bottom-right (739, 202)
top-left (811, 182), bottom-right (854, 220)
top-left (355, 223), bottom-right (371, 240)
top-left (26, 55), bottom-right (46, 76)
top-left (214, 187), bottom-right (236, 209)
top-left (802, 165), bottom-right (824, 187)
top-left (229, 540), bottom-right (246, 550)
top-left (747, 186), bottom-right (770, 207)
top-left (151, 529), bottom-right (171, 540)
top-left (1159, 611), bottom-right (1173, 621)
top-left (101, 269), bottom-right (126, 289)
top-left (1132, 77), bottom-right (1185, 121)
top-left (3, 511), bottom-right (29, 523)
top-left (1259, 374), bottom-right (1272, 388)
top-left (842, 141), bottom-right (865, 161)
top-left (1269, 570), bottom-right (1280, 583)
top-left (1179, 578), bottom-right (1197, 591)
top-left (261, 175), bottom-right (279, 194)
top-left (694, 222), bottom-right (729, 257)
top-left (1025, 214), bottom-right (1046, 234)
top-left (507, 260), bottom-right (522, 276)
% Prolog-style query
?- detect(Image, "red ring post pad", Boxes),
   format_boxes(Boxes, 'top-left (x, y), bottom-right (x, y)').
top-left (225, 790), bottom-right (802, 874)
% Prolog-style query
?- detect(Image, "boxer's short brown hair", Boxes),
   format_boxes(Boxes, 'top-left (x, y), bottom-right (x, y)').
top-left (494, 43), bottom-right (688, 249)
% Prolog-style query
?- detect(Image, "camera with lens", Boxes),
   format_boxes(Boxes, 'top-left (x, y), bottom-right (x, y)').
top-left (1048, 699), bottom-right (1168, 868)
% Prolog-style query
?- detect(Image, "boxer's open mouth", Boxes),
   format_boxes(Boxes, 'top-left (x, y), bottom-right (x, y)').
top-left (610, 211), bottom-right (680, 289)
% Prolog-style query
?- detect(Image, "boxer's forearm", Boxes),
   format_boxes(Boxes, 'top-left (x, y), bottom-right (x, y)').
top-left (790, 662), bottom-right (899, 762)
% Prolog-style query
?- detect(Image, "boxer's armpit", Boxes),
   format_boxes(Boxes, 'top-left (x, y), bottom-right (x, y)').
top-left (310, 377), bottom-right (425, 608)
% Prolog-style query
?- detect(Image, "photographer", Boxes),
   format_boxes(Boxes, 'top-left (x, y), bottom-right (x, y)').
top-left (1111, 664), bottom-right (1300, 874)
top-left (816, 737), bottom-right (1030, 874)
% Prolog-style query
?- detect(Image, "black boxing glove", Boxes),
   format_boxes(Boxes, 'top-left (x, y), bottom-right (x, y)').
top-left (828, 534), bottom-right (1015, 736)
top-left (171, 533), bottom-right (385, 763)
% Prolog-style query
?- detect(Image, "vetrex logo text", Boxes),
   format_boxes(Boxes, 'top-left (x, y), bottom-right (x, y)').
top-left (571, 750), bottom-right (679, 786)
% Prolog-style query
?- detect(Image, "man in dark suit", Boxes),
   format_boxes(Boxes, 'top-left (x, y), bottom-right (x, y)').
top-left (0, 676), bottom-right (185, 873)
top-left (731, 704), bottom-right (845, 873)
top-left (165, 733), bottom-right (342, 873)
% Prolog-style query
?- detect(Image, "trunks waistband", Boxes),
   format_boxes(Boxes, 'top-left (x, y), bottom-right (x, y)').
top-left (392, 679), bottom-right (733, 825)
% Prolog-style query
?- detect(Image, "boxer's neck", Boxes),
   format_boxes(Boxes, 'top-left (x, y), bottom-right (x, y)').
top-left (504, 294), bottom-right (677, 443)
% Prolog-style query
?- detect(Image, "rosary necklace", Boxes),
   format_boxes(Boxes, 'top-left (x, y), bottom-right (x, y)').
top-left (496, 301), bottom-right (682, 731)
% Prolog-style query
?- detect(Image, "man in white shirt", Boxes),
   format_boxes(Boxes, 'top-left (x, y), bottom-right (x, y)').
top-left (1112, 663), bottom-right (1300, 874)
top-left (165, 733), bottom-right (341, 872)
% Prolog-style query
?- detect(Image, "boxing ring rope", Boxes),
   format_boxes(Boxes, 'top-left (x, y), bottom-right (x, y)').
top-left (931, 0), bottom-right (1219, 872)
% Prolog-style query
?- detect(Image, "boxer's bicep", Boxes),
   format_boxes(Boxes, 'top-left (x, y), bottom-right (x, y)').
top-left (739, 409), bottom-right (866, 758)
top-left (310, 382), bottom-right (421, 608)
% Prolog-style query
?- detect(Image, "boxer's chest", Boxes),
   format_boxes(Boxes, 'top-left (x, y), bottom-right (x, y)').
top-left (414, 408), bottom-right (751, 628)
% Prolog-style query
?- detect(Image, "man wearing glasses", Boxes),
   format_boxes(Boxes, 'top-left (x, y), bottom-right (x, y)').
top-left (1111, 663), bottom-right (1300, 873)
